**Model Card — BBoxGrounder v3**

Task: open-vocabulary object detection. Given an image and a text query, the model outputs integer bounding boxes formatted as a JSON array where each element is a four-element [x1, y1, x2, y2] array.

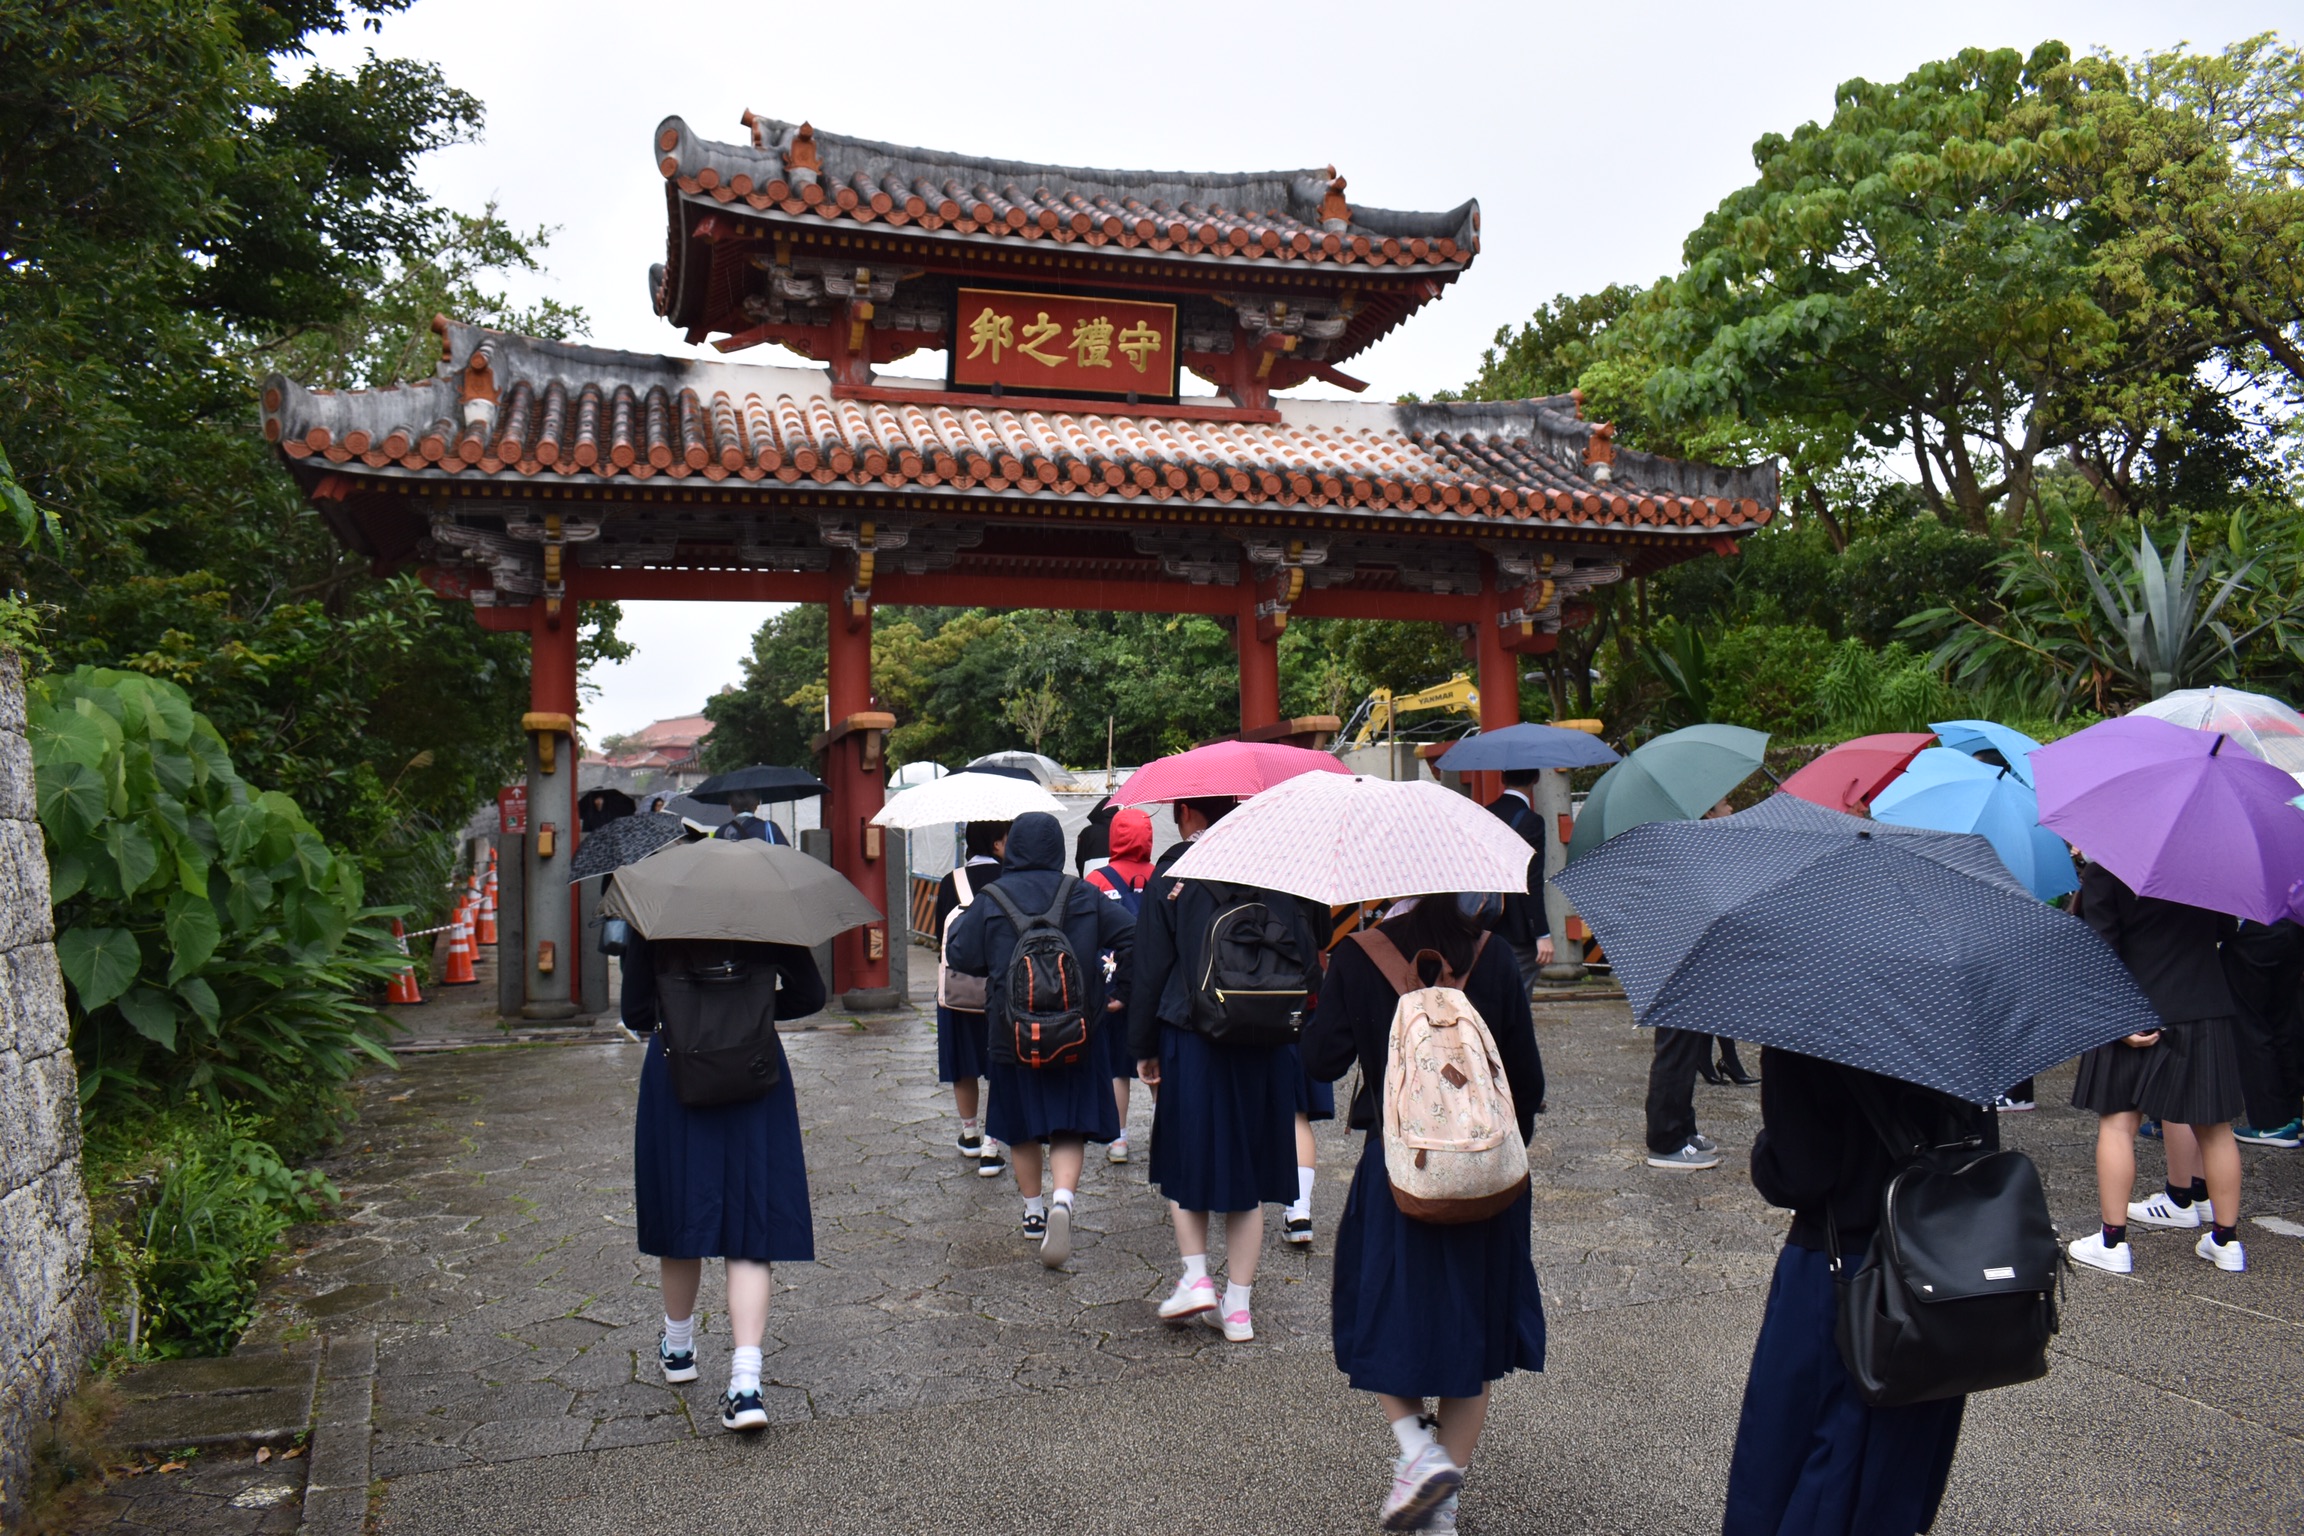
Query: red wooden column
[[520, 607, 583, 1018], [819, 599, 898, 1009], [1236, 581, 1282, 736], [1472, 563, 1521, 807]]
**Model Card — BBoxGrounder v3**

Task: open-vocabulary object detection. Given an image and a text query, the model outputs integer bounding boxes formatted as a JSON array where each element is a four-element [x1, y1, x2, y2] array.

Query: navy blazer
[[2078, 862, 2235, 1024]]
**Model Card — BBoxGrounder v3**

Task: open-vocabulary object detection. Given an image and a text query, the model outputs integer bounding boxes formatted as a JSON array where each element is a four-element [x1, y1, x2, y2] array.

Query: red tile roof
[[654, 115, 1478, 275], [263, 323, 1778, 536]]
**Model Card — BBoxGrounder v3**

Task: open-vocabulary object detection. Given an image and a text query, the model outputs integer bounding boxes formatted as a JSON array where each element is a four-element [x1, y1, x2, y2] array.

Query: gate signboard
[[949, 287, 1178, 402]]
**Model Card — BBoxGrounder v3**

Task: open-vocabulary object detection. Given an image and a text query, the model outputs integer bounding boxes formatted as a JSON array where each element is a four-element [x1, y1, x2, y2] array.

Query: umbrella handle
[[1758, 764, 1783, 788]]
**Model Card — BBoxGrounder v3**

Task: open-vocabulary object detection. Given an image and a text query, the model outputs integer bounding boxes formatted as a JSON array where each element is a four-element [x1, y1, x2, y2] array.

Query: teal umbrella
[[1566, 723, 1770, 862]]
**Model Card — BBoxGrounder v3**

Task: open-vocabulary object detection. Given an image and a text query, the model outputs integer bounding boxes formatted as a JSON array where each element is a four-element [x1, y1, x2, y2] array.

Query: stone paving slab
[[65, 959, 2304, 1533], [105, 1344, 319, 1454]]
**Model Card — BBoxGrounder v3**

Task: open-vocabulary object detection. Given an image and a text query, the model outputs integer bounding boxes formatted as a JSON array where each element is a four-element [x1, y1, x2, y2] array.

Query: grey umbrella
[[568, 812, 689, 881], [1553, 794, 2157, 1102], [599, 838, 881, 946]]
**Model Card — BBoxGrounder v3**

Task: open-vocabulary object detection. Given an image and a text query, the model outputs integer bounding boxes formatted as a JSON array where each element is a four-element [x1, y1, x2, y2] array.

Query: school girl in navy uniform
[[1085, 807, 1156, 1162], [1302, 893, 1545, 1533], [1127, 796, 1309, 1342], [622, 932, 824, 1432], [945, 812, 1135, 1269], [931, 821, 1011, 1177]]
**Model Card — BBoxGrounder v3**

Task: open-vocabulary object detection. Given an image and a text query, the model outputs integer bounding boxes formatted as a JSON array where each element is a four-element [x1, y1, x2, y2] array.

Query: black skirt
[[2070, 1015, 2246, 1125]]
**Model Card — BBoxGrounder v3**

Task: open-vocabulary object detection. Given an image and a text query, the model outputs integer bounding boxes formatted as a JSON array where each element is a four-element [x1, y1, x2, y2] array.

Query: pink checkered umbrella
[[1163, 772, 1533, 904], [1112, 739, 1352, 806]]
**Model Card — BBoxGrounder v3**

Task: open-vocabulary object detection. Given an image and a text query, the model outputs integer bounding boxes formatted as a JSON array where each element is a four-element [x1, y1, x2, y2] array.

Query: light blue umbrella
[[1871, 747, 2077, 900], [1930, 719, 2046, 787]]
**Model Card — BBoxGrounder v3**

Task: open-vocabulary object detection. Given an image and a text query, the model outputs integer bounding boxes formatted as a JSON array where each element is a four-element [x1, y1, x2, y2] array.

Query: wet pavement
[[66, 950, 2304, 1533]]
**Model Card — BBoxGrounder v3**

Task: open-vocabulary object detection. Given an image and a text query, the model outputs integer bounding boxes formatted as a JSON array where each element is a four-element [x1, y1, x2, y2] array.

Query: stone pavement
[[69, 955, 2304, 1533]]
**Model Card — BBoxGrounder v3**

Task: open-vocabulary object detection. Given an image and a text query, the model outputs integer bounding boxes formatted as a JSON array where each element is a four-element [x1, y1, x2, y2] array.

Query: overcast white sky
[[309, 0, 2292, 739]]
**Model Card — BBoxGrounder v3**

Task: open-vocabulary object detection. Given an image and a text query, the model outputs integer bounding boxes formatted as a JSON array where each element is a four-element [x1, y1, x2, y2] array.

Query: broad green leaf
[[163, 892, 221, 983], [47, 850, 85, 903], [225, 866, 274, 929], [115, 986, 180, 1050], [29, 706, 115, 771], [175, 976, 220, 1026], [56, 927, 142, 1009], [140, 682, 195, 745], [148, 740, 195, 797], [102, 821, 160, 894], [213, 801, 264, 862], [35, 758, 105, 838]]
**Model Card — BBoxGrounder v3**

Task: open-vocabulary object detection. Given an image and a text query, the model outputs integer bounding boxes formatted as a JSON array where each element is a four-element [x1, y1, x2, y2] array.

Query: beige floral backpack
[[1353, 929, 1528, 1224]]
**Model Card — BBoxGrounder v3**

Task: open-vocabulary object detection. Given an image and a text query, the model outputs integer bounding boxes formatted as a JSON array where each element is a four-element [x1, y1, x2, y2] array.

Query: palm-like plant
[[2080, 528, 2254, 698]]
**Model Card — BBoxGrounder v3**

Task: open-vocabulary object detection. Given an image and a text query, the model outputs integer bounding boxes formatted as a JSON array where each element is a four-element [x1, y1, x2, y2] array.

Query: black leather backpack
[[1188, 884, 1321, 1047], [652, 940, 783, 1108], [1830, 1077, 2065, 1407]]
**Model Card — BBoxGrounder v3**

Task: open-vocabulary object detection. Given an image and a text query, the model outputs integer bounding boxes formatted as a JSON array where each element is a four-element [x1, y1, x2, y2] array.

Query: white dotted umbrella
[[1163, 772, 1532, 905]]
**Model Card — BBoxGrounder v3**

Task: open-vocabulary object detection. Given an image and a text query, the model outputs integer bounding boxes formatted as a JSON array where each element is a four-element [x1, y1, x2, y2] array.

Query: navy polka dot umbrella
[[1553, 794, 2157, 1102]]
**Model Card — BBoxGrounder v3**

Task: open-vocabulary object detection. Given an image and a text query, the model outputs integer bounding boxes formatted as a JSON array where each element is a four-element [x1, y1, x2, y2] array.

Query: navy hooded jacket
[[946, 812, 1134, 1022]]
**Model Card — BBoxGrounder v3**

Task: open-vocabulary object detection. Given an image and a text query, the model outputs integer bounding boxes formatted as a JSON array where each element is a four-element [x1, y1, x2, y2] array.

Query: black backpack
[[1829, 1076, 2064, 1407], [652, 940, 784, 1109], [1188, 884, 1321, 1047], [980, 878, 1092, 1070]]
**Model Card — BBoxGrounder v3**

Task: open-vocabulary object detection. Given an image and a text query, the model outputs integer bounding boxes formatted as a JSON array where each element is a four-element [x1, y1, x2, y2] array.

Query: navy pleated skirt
[[633, 1032, 814, 1263], [1149, 1025, 1306, 1213], [1099, 1006, 1138, 1082], [2071, 1015, 2247, 1126], [985, 1030, 1122, 1146], [1330, 1134, 1546, 1400], [1283, 1042, 1335, 1122], [937, 1004, 991, 1084], [1723, 1245, 1964, 1536]]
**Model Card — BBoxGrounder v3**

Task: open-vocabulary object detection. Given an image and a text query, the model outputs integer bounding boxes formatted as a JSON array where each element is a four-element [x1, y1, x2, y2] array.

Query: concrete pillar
[[520, 608, 581, 1019], [1533, 769, 1587, 983], [822, 601, 896, 1009]]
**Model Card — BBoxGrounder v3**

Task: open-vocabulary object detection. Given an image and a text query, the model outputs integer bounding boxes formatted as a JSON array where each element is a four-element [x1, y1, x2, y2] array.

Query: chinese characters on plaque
[[950, 287, 1178, 401]]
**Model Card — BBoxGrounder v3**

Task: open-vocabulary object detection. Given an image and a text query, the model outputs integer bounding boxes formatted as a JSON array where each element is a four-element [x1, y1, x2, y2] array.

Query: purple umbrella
[[2032, 715, 2304, 923]]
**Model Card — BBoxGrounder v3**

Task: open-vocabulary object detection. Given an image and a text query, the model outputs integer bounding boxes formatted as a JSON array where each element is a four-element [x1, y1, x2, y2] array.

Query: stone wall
[[0, 655, 96, 1516]]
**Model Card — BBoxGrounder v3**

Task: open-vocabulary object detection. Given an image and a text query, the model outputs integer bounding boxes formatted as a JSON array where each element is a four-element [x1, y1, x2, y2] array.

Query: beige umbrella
[[600, 838, 881, 945]]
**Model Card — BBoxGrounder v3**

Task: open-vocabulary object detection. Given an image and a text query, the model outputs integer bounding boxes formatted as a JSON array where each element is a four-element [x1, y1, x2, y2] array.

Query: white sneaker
[[2068, 1230, 2133, 1274], [2195, 1230, 2247, 1272], [1156, 1275, 1216, 1322], [2128, 1191, 2203, 1229], [1425, 1492, 1461, 1533], [1198, 1304, 1254, 1342], [1040, 1199, 1073, 1269], [1380, 1442, 1462, 1531], [1107, 1137, 1130, 1164]]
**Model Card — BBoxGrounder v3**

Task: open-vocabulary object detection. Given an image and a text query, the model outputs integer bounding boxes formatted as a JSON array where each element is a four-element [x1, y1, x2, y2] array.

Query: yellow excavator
[[1342, 674, 1481, 750]]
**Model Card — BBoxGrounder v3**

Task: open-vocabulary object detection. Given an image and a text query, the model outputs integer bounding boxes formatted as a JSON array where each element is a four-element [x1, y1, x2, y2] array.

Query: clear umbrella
[[2131, 686, 2304, 789]]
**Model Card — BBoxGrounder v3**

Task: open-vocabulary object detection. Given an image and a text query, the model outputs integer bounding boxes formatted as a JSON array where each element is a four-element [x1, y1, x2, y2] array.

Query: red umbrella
[[1778, 732, 1936, 814], [1113, 740, 1351, 806]]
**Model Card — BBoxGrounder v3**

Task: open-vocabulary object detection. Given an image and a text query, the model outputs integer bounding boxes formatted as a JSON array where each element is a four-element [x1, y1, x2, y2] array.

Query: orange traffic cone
[[441, 898, 479, 986], [386, 917, 425, 1005], [477, 860, 499, 946]]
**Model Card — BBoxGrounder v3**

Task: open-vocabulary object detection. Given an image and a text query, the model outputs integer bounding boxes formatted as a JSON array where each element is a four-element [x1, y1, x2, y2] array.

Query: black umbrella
[[568, 812, 690, 881], [958, 764, 1039, 783], [577, 786, 637, 832], [1552, 794, 2157, 1102], [689, 764, 828, 804]]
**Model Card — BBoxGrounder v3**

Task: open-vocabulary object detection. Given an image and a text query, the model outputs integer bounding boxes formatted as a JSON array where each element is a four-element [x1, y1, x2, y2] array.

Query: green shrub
[[29, 666, 402, 1116], [1838, 521, 1999, 646], [1706, 624, 1838, 734], [1814, 641, 1963, 735], [86, 1107, 336, 1358]]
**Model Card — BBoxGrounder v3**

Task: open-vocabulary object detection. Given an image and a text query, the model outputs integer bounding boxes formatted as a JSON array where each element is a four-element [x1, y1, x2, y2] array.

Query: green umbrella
[[1566, 723, 1771, 863], [600, 838, 881, 945]]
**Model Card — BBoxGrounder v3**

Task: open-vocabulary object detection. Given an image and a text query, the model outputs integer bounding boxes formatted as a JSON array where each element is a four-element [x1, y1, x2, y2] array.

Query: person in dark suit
[[2067, 861, 2251, 1274], [1723, 1049, 1990, 1534], [711, 790, 788, 844], [622, 934, 824, 1432], [1074, 793, 1118, 875], [1482, 769, 1548, 987], [2223, 917, 2304, 1145]]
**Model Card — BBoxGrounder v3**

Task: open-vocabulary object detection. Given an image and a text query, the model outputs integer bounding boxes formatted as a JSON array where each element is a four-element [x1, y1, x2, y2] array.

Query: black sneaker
[[1022, 1208, 1047, 1239], [1283, 1214, 1314, 1247], [720, 1388, 768, 1431], [978, 1143, 1009, 1178], [957, 1131, 985, 1158], [658, 1334, 697, 1384]]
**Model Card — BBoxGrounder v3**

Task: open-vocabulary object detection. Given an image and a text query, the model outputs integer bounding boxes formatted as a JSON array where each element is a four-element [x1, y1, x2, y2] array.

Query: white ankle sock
[[728, 1345, 762, 1395], [1288, 1165, 1316, 1219], [961, 1117, 980, 1137], [1052, 1186, 1075, 1209], [1024, 1195, 1047, 1218], [1390, 1412, 1435, 1459], [1181, 1254, 1209, 1286], [662, 1314, 694, 1353], [1223, 1281, 1252, 1315]]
